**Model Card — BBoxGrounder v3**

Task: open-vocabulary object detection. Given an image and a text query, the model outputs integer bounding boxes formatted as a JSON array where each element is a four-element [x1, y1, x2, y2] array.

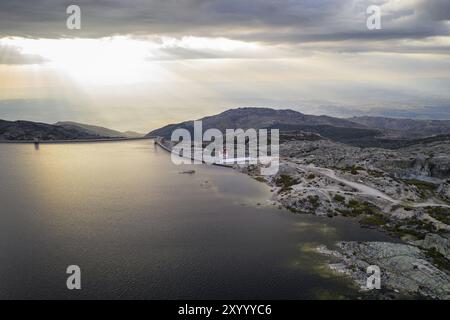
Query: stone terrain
[[349, 116, 450, 139], [239, 137, 450, 299], [150, 107, 450, 299], [317, 241, 450, 299]]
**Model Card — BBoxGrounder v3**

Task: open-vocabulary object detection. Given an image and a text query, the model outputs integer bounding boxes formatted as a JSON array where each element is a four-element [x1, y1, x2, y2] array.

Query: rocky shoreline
[[155, 136, 450, 299], [237, 139, 450, 299], [316, 241, 450, 299]]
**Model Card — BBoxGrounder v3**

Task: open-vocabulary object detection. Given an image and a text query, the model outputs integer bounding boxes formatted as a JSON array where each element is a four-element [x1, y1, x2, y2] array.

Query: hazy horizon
[[2, 105, 450, 135]]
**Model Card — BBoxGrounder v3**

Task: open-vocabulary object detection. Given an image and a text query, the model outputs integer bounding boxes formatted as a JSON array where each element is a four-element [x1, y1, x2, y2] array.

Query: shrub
[[307, 173, 315, 180], [276, 174, 298, 193], [307, 195, 320, 209], [427, 207, 450, 225], [254, 176, 266, 183], [360, 214, 388, 227], [333, 194, 345, 203]]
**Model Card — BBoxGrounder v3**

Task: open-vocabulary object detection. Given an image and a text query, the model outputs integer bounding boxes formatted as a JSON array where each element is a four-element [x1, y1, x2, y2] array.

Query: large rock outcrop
[[318, 241, 450, 299]]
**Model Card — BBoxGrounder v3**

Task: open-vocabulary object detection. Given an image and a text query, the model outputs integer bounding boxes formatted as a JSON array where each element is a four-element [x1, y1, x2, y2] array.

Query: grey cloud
[[151, 47, 218, 60], [0, 45, 47, 65], [418, 0, 450, 21], [0, 0, 449, 53]]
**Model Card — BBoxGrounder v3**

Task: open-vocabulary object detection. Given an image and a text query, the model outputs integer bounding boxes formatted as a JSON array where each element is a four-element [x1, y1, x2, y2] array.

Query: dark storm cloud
[[0, 0, 339, 37], [0, 0, 449, 46], [418, 0, 450, 21]]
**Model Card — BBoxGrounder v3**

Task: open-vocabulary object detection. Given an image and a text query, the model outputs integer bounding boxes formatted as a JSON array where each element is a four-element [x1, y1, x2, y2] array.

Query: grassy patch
[[427, 207, 450, 225], [388, 226, 424, 240], [345, 200, 379, 216], [333, 194, 345, 203], [367, 169, 385, 178], [341, 165, 365, 175], [405, 179, 438, 199], [275, 174, 299, 193], [407, 218, 436, 232], [307, 195, 320, 209], [425, 248, 450, 273], [387, 218, 437, 240], [254, 176, 266, 183], [359, 214, 389, 227]]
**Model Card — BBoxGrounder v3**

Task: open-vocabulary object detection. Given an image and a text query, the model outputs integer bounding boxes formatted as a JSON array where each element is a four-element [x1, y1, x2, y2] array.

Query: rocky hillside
[[147, 108, 450, 145], [147, 107, 376, 140], [0, 119, 142, 141], [55, 121, 143, 138], [349, 116, 450, 138], [0, 120, 102, 141]]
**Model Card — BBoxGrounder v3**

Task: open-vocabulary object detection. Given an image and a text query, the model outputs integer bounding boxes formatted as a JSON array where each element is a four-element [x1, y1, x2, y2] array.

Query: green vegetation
[[333, 194, 345, 203], [286, 206, 297, 213], [275, 174, 299, 193], [326, 209, 336, 218], [388, 225, 423, 240], [387, 218, 437, 240], [405, 179, 438, 199], [254, 176, 266, 183], [340, 200, 380, 217], [406, 218, 436, 233], [391, 205, 413, 212], [307, 173, 316, 180], [425, 248, 450, 273], [367, 169, 385, 178], [307, 195, 320, 209], [427, 207, 450, 225], [336, 198, 389, 227], [405, 179, 438, 192], [341, 165, 364, 175], [359, 214, 389, 227]]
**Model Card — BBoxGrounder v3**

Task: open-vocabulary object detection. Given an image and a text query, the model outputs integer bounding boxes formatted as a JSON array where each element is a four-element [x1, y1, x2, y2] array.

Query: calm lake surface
[[0, 140, 393, 299]]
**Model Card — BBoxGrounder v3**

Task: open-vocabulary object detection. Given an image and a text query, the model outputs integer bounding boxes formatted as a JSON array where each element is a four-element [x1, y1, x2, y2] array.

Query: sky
[[0, 0, 449, 132]]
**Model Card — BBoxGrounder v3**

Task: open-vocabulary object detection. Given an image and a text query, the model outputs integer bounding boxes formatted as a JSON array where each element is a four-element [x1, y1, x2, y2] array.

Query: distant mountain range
[[0, 120, 143, 141], [147, 107, 450, 148], [55, 122, 143, 139], [2, 107, 450, 146], [348, 116, 450, 138], [147, 107, 366, 137]]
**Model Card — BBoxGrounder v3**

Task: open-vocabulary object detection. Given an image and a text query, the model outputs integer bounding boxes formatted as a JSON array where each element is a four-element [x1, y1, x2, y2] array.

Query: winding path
[[295, 163, 450, 209]]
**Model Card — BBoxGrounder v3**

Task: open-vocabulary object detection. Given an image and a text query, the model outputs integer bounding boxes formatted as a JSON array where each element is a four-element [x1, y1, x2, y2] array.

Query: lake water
[[0, 140, 393, 299]]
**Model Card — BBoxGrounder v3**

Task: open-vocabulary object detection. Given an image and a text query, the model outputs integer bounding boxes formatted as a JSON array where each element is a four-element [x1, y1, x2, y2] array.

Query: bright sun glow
[[2, 37, 161, 85], [1, 36, 261, 86]]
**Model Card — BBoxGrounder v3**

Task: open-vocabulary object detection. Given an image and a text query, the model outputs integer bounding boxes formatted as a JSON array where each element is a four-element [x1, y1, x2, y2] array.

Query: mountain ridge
[[147, 107, 369, 138], [348, 116, 450, 138], [147, 107, 450, 147], [55, 121, 144, 138], [0, 119, 143, 141]]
